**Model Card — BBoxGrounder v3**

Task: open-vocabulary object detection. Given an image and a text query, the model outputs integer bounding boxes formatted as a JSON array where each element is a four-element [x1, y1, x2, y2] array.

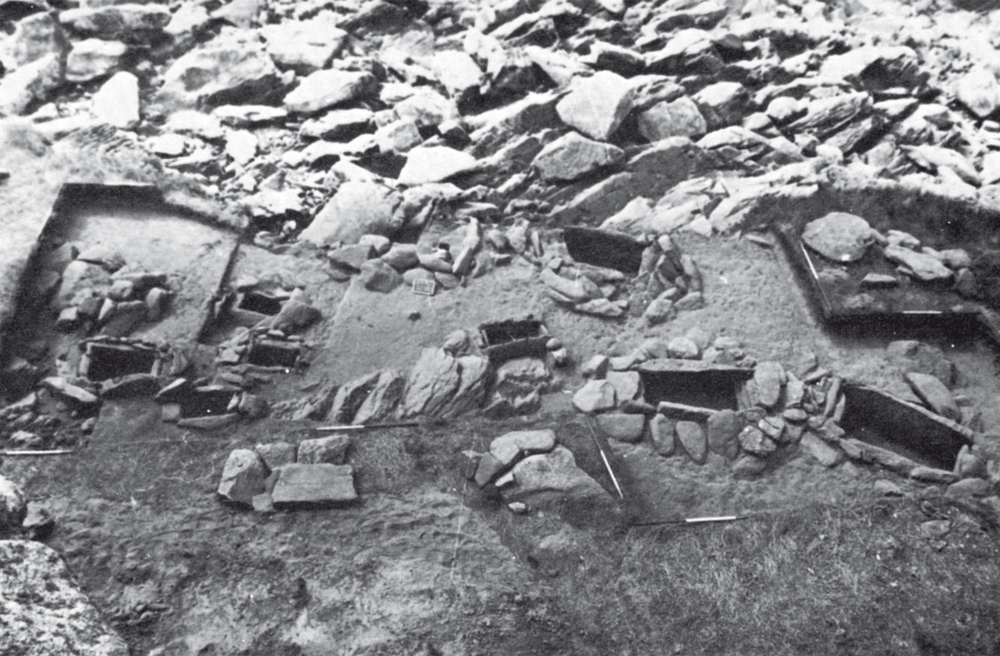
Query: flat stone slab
[[271, 463, 357, 506]]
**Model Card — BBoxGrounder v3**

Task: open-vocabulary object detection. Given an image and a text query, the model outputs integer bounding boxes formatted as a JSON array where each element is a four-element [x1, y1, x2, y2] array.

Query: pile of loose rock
[[8, 0, 1000, 259], [461, 428, 615, 514]]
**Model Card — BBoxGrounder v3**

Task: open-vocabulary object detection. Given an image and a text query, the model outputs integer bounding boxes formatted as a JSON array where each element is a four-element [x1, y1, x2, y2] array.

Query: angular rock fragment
[[531, 131, 624, 182], [283, 69, 378, 114], [572, 379, 616, 413], [297, 435, 350, 465], [398, 146, 477, 185], [0, 475, 26, 536], [555, 71, 634, 141], [217, 449, 268, 506], [157, 34, 282, 109], [637, 96, 707, 141], [883, 245, 953, 282], [261, 14, 346, 73], [300, 181, 401, 246]]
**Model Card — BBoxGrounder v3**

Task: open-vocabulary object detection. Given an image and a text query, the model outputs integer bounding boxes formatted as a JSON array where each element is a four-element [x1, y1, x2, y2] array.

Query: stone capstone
[[271, 463, 357, 506], [802, 212, 878, 263]]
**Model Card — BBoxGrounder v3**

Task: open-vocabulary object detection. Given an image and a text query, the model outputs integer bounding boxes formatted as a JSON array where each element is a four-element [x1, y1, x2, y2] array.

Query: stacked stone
[[217, 434, 356, 511], [461, 428, 613, 513]]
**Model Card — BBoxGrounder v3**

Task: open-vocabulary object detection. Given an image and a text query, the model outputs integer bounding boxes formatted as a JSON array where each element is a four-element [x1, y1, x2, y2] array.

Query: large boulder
[[802, 212, 879, 263], [156, 32, 282, 110], [299, 180, 402, 246], [0, 540, 129, 656], [400, 348, 462, 417], [555, 71, 634, 141]]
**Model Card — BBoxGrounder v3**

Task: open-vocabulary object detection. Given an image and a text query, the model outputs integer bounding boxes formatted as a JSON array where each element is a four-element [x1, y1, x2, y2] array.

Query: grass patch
[[556, 498, 1000, 656]]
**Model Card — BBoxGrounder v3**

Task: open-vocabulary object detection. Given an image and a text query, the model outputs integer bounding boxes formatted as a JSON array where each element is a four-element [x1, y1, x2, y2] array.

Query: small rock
[[753, 361, 785, 409], [799, 431, 843, 467], [605, 371, 641, 402], [874, 480, 904, 496], [283, 69, 377, 114], [738, 425, 776, 457], [707, 409, 741, 459], [255, 442, 296, 470], [359, 259, 403, 293], [531, 131, 624, 182], [954, 445, 988, 480], [732, 454, 767, 479], [667, 336, 700, 360]]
